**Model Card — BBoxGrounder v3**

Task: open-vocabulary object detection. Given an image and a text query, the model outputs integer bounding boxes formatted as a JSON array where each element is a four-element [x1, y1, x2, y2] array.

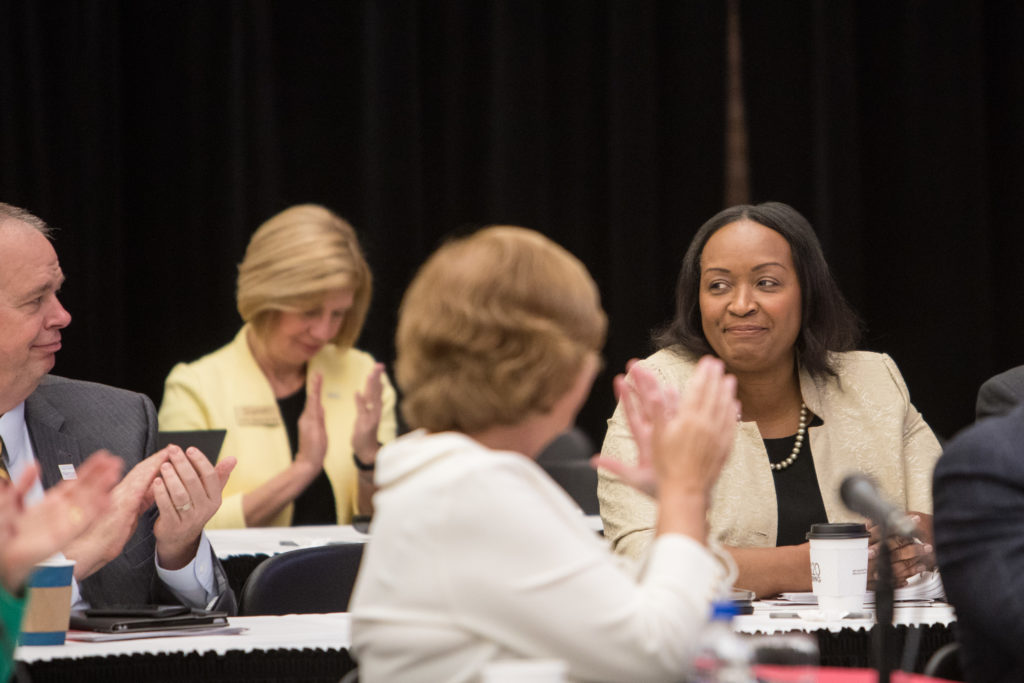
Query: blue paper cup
[[18, 560, 75, 646]]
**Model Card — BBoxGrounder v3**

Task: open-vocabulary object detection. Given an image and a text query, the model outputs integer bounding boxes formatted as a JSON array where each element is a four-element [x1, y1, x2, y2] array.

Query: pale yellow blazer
[[599, 349, 942, 558], [158, 326, 397, 528]]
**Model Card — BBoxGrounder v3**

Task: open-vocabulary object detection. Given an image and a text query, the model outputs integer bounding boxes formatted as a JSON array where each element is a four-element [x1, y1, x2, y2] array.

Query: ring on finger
[[175, 500, 194, 513]]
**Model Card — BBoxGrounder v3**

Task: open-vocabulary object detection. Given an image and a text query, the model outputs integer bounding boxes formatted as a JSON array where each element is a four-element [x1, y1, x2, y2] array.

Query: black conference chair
[[536, 427, 600, 515], [239, 543, 365, 616], [922, 641, 963, 681]]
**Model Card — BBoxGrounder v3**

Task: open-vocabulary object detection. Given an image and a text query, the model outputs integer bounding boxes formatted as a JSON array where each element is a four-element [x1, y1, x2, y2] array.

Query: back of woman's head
[[657, 201, 861, 378], [237, 204, 372, 348], [397, 226, 607, 434]]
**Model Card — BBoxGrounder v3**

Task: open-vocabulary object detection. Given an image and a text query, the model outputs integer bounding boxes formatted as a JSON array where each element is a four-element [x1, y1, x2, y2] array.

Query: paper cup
[[19, 559, 75, 646], [806, 523, 869, 614], [482, 659, 568, 683]]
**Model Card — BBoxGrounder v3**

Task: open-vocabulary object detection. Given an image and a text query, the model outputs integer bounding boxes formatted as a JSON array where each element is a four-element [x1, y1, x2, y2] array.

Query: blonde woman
[[159, 205, 396, 528], [351, 226, 738, 682]]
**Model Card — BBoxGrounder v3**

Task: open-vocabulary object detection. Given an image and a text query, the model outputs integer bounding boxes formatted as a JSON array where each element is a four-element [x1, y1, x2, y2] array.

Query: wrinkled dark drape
[[0, 0, 727, 444], [4, 1, 1022, 444], [740, 0, 1024, 438]]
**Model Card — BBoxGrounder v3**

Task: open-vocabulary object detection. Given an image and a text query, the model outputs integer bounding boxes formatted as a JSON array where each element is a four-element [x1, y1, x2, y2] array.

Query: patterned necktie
[[0, 435, 10, 482]]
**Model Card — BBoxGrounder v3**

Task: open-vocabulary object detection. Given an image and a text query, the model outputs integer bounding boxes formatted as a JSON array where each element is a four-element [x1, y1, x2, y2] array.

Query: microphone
[[839, 474, 920, 539]]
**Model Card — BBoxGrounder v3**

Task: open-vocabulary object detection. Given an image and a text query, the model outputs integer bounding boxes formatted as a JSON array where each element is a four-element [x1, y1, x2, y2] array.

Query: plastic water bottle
[[691, 601, 755, 683]]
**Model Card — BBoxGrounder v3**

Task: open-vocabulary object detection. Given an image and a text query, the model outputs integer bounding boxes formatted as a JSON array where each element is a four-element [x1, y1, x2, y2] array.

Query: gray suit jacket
[[24, 375, 235, 613], [934, 404, 1024, 683], [976, 365, 1024, 420]]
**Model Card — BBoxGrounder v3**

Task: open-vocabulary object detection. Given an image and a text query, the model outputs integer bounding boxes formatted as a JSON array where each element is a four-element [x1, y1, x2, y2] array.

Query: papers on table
[[67, 625, 247, 642], [735, 596, 956, 635], [776, 570, 945, 605]]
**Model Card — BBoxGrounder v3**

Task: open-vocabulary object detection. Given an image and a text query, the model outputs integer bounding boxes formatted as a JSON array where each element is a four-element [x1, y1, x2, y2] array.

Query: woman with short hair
[[159, 204, 396, 528], [351, 226, 739, 682]]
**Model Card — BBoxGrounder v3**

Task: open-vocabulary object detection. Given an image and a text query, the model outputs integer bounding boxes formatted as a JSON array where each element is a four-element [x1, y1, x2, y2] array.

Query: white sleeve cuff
[[155, 533, 216, 608]]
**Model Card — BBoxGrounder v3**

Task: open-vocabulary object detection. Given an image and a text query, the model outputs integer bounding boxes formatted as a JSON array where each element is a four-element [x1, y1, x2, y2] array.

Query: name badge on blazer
[[235, 405, 281, 427]]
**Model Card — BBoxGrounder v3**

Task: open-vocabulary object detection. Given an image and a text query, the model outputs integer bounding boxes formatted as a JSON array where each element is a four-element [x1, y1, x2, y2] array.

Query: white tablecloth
[[16, 613, 352, 663], [208, 525, 371, 558], [15, 603, 953, 666]]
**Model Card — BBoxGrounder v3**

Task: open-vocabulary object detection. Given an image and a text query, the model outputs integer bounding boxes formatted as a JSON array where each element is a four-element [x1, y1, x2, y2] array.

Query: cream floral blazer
[[598, 349, 943, 558]]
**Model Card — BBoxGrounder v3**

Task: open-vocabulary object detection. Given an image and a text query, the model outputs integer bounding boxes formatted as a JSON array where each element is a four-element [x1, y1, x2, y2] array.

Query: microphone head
[[839, 473, 919, 538], [839, 473, 878, 513]]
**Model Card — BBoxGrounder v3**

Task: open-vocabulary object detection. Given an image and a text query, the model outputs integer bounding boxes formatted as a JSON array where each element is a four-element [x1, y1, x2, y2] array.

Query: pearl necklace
[[770, 403, 808, 472]]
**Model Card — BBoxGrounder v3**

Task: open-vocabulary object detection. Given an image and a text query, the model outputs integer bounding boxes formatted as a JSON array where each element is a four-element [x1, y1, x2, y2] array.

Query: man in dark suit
[[933, 404, 1024, 683], [976, 365, 1024, 420], [0, 202, 236, 611]]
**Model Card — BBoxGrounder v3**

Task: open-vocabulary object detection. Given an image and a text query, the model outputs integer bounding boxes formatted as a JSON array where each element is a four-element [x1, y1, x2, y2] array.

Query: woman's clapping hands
[[593, 355, 739, 499]]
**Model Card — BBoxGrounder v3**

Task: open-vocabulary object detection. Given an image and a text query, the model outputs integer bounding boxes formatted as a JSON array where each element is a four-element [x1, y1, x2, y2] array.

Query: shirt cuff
[[70, 577, 84, 610], [644, 533, 726, 592], [155, 533, 216, 608]]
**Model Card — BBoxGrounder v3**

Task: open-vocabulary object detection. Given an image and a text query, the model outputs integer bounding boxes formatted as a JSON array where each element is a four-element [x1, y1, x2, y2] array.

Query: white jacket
[[350, 430, 729, 683]]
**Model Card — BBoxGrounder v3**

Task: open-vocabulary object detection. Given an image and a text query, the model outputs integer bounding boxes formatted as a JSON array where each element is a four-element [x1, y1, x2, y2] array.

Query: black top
[[765, 414, 827, 546], [277, 388, 337, 526]]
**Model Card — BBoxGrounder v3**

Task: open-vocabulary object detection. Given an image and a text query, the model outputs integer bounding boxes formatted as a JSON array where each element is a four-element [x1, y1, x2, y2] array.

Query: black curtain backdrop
[[740, 0, 1024, 440], [2, 1, 1022, 447], [0, 0, 727, 446]]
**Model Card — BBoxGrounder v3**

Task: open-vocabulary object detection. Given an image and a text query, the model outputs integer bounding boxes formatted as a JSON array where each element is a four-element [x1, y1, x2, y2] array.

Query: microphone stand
[[873, 521, 895, 683]]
